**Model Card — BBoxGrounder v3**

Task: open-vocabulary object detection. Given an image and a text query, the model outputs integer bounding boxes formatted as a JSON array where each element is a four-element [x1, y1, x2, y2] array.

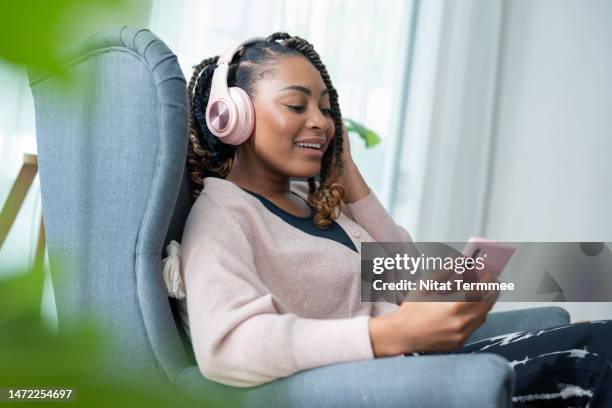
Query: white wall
[[484, 0, 612, 242], [393, 0, 611, 321], [486, 0, 612, 321]]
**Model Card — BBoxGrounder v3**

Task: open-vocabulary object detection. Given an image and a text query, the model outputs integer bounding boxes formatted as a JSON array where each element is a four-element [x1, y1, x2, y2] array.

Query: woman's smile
[[294, 143, 324, 158]]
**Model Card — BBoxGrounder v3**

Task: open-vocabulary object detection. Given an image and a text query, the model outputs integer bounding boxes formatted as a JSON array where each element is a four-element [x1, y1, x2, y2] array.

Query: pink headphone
[[205, 37, 265, 145]]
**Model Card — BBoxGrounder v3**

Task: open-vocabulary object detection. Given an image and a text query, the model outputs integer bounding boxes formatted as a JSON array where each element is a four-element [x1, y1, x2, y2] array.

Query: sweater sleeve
[[181, 198, 374, 388], [344, 190, 413, 243], [342, 190, 416, 306]]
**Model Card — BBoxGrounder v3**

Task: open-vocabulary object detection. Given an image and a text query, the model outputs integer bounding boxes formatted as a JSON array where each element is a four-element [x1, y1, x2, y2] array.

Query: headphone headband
[[217, 37, 264, 65]]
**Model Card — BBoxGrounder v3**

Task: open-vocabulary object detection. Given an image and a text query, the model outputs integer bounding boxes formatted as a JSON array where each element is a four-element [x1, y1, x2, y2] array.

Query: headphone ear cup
[[224, 87, 254, 145]]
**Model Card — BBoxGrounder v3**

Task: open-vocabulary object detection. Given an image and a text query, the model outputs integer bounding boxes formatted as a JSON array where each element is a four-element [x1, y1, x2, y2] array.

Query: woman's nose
[[307, 108, 329, 132]]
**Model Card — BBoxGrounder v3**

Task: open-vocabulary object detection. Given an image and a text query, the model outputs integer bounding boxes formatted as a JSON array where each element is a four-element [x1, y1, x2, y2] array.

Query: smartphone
[[461, 236, 517, 278]]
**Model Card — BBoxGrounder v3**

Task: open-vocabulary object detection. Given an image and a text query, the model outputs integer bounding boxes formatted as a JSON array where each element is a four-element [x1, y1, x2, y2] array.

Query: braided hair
[[186, 32, 346, 229]]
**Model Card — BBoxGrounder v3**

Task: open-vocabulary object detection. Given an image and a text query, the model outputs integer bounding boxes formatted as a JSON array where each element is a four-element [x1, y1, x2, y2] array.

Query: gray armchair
[[29, 26, 570, 407]]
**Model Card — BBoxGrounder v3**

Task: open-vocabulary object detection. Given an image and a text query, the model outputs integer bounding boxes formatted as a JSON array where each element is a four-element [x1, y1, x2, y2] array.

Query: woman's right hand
[[368, 277, 498, 357]]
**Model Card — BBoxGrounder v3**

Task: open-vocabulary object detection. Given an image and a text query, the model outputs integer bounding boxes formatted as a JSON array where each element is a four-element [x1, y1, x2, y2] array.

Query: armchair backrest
[[29, 26, 194, 383]]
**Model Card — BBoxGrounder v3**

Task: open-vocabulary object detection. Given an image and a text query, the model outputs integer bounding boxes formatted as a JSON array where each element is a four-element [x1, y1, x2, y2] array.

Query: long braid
[[186, 57, 216, 202]]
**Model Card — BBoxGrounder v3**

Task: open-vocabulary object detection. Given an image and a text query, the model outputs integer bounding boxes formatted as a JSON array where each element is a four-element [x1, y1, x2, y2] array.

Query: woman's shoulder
[[181, 178, 256, 258], [200, 176, 243, 200], [183, 177, 260, 246], [190, 177, 259, 222]]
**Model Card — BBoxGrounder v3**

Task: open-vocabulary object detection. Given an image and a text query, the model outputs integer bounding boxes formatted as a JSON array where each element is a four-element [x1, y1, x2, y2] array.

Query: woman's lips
[[294, 145, 324, 158]]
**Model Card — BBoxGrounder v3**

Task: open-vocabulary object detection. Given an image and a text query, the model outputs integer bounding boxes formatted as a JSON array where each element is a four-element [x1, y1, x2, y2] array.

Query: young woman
[[179, 32, 612, 406]]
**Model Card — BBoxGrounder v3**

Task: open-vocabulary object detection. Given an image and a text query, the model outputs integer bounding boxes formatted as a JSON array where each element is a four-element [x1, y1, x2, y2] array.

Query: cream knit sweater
[[180, 177, 413, 387]]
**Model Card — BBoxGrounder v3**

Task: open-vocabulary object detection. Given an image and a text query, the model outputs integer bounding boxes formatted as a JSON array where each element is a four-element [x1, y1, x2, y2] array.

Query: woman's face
[[243, 55, 335, 179]]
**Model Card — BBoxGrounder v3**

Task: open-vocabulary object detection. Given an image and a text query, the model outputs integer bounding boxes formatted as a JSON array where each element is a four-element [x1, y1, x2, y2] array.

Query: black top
[[241, 188, 358, 253]]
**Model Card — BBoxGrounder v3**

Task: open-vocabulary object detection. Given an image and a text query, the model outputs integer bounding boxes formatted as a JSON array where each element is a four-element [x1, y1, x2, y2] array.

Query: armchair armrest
[[176, 308, 569, 407], [178, 353, 515, 408]]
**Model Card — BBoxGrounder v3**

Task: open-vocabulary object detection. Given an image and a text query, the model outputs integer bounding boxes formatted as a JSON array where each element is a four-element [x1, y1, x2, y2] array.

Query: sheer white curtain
[[149, 0, 417, 207]]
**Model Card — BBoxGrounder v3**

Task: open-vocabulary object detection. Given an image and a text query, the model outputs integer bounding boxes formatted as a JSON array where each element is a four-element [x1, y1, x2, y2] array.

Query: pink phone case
[[461, 236, 517, 277]]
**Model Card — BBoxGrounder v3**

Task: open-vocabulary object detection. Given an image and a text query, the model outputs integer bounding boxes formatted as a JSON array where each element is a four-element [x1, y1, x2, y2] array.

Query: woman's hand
[[369, 300, 494, 357], [340, 123, 353, 165], [369, 274, 499, 357], [338, 124, 371, 203]]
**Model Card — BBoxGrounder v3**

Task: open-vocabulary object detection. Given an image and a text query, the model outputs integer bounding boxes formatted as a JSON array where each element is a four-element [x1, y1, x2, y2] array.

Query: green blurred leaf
[[344, 118, 381, 148], [0, 265, 45, 324], [0, 0, 149, 75], [0, 261, 238, 407]]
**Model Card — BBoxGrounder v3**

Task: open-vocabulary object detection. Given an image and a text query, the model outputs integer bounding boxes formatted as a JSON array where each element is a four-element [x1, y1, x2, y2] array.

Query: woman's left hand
[[337, 122, 370, 203], [341, 123, 353, 165]]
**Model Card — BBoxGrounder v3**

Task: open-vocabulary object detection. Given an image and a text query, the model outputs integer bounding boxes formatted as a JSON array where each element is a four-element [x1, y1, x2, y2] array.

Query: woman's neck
[[225, 156, 291, 199]]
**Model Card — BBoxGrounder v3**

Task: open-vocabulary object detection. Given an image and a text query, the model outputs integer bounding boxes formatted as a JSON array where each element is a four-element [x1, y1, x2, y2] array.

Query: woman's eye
[[286, 105, 331, 116], [287, 105, 306, 112]]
